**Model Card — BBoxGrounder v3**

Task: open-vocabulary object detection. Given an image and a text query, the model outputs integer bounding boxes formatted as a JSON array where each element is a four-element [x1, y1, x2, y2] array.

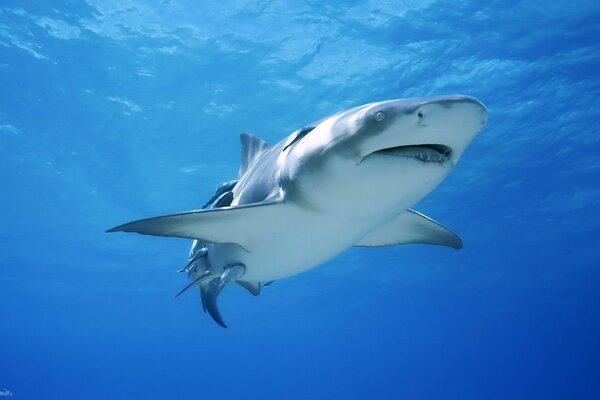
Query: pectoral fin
[[106, 199, 285, 250], [355, 209, 462, 249]]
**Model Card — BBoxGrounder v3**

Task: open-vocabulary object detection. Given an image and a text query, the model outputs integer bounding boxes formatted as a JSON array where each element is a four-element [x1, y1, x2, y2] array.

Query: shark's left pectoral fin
[[355, 209, 463, 249], [106, 198, 285, 250]]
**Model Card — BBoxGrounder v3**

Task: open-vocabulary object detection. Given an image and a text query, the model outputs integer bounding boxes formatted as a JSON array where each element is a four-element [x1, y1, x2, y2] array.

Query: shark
[[107, 94, 488, 327]]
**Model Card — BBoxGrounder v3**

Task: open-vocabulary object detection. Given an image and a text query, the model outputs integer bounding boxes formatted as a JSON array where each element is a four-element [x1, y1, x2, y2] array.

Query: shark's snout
[[423, 95, 487, 162], [362, 95, 487, 164], [401, 95, 487, 132]]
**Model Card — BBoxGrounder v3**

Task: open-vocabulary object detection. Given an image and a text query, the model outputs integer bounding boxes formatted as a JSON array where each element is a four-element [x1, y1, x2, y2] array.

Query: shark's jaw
[[366, 144, 453, 163]]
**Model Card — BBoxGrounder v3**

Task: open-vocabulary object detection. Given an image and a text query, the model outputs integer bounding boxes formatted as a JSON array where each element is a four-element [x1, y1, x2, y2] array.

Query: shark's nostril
[[417, 110, 426, 126]]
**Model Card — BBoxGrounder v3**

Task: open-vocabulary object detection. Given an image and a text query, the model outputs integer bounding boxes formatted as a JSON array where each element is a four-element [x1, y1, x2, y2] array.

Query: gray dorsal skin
[[108, 95, 488, 328]]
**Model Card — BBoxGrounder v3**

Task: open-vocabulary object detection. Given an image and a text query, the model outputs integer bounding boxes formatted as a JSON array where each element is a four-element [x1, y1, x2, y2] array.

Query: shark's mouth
[[372, 144, 452, 163]]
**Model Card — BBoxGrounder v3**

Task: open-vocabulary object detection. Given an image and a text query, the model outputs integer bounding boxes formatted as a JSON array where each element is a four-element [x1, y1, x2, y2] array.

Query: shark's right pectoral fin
[[106, 199, 285, 250], [355, 209, 463, 249]]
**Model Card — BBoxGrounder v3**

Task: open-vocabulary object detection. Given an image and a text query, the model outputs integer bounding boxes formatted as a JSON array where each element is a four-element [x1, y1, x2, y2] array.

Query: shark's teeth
[[375, 145, 450, 163]]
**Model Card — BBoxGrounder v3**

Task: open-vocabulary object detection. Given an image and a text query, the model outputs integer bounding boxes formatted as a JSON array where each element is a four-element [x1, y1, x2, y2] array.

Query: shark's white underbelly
[[207, 207, 375, 281]]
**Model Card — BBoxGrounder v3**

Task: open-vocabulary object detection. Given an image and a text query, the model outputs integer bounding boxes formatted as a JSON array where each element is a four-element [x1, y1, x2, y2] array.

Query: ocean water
[[1, 1, 599, 399]]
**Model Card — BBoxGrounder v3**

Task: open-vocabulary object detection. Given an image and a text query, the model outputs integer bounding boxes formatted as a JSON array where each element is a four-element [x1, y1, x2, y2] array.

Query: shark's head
[[280, 95, 487, 215]]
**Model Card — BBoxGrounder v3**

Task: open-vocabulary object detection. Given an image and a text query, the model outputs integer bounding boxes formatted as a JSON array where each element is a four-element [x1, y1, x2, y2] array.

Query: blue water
[[1, 1, 599, 399]]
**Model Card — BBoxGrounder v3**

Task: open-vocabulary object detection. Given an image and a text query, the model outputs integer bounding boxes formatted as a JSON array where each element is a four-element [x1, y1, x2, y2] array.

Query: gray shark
[[108, 95, 487, 327]]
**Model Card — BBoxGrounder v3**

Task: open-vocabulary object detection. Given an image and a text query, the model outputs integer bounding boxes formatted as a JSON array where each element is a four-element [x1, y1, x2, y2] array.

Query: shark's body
[[108, 95, 487, 327]]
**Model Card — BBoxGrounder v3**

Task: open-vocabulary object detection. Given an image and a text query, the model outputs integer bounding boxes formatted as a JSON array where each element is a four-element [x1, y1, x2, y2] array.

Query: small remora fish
[[107, 95, 488, 327]]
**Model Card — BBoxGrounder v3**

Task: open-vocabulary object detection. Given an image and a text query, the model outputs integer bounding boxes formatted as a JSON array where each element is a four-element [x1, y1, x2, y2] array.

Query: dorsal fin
[[239, 133, 271, 177]]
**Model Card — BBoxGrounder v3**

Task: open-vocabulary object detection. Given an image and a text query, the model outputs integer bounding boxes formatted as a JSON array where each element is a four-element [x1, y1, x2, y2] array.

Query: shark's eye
[[375, 111, 385, 121]]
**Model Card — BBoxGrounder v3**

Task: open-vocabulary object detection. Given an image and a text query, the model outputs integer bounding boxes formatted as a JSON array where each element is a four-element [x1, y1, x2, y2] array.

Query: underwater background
[[1, 1, 599, 399]]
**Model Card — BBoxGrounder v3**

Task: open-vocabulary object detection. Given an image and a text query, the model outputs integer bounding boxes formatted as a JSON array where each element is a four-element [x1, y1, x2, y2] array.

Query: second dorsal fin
[[239, 133, 272, 177]]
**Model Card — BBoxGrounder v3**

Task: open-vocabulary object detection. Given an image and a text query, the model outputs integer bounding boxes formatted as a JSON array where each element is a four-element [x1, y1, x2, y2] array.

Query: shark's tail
[[189, 269, 262, 328], [177, 246, 261, 328]]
